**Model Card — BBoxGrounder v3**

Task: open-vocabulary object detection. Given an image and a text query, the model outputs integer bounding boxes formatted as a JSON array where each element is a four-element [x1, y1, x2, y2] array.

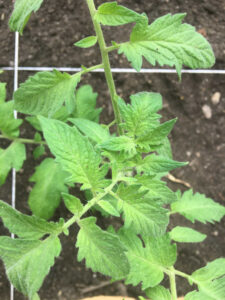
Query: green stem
[[0, 134, 46, 145], [73, 63, 104, 78], [106, 44, 120, 53], [85, 0, 123, 136], [62, 179, 119, 231], [169, 267, 177, 300], [107, 119, 116, 128]]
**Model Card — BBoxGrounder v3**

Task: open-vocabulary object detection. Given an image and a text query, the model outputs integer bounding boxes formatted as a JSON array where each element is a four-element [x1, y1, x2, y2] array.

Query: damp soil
[[0, 0, 225, 299]]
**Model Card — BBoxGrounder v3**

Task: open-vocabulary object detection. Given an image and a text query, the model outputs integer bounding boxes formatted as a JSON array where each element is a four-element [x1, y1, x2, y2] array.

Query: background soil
[[0, 0, 225, 299]]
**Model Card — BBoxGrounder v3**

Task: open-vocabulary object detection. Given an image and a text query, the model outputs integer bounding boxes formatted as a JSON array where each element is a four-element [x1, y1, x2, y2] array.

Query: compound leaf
[[70, 118, 110, 144], [169, 226, 206, 243], [100, 136, 137, 157], [14, 70, 81, 117], [192, 258, 225, 283], [9, 0, 44, 34], [119, 92, 162, 137], [0, 236, 61, 299], [0, 200, 62, 239], [145, 285, 171, 300], [76, 217, 129, 279], [118, 229, 176, 289], [116, 184, 169, 236], [119, 13, 215, 76], [72, 85, 102, 122], [28, 158, 68, 220], [171, 189, 225, 224], [75, 36, 97, 48], [0, 142, 26, 186], [0, 101, 23, 137], [95, 2, 143, 26], [39, 117, 109, 192]]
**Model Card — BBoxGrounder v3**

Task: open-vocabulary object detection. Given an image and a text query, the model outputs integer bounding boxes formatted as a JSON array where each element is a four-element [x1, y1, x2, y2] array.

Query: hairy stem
[[85, 0, 123, 135], [0, 134, 46, 145], [73, 63, 104, 77], [169, 267, 178, 300]]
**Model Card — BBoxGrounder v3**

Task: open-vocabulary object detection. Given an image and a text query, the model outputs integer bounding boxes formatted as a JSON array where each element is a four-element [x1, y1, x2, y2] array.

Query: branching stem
[[85, 0, 123, 136]]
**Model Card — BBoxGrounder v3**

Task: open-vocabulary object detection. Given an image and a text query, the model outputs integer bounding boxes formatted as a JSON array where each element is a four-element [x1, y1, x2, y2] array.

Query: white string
[[10, 31, 19, 300], [1, 66, 225, 74]]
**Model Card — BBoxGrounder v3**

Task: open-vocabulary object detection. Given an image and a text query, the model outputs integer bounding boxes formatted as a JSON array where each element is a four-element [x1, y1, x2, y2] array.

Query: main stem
[[169, 267, 177, 300], [85, 0, 123, 135]]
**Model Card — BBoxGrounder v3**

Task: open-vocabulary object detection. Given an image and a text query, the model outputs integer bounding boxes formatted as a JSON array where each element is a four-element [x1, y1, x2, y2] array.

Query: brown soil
[[0, 0, 225, 299]]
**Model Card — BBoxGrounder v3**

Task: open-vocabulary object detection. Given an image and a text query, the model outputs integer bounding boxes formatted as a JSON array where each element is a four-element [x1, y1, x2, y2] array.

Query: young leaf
[[28, 158, 68, 220], [9, 0, 44, 34], [169, 226, 206, 243], [137, 119, 177, 147], [0, 142, 26, 186], [72, 85, 102, 122], [0, 101, 23, 137], [97, 200, 120, 217], [118, 229, 176, 289], [139, 154, 187, 174], [62, 193, 83, 215], [75, 36, 97, 48], [33, 145, 45, 159], [0, 236, 61, 299], [14, 70, 81, 117], [145, 285, 171, 300], [136, 175, 177, 204], [70, 118, 110, 144], [116, 184, 169, 236], [0, 82, 6, 103], [100, 136, 137, 157], [76, 217, 129, 279], [95, 2, 143, 26], [156, 138, 173, 159], [0, 200, 62, 239], [119, 92, 162, 137], [39, 117, 109, 191], [119, 13, 215, 76], [171, 189, 225, 224]]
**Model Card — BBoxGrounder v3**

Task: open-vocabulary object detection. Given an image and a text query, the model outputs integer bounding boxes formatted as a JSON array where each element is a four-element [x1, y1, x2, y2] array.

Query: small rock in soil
[[211, 92, 221, 105], [202, 105, 212, 119]]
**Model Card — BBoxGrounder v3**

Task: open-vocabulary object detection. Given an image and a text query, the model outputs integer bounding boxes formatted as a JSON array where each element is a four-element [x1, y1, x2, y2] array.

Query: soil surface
[[0, 0, 225, 299]]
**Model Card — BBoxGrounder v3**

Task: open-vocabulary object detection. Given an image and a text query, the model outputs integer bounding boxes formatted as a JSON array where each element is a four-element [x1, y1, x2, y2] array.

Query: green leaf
[[0, 101, 23, 137], [32, 294, 40, 300], [0, 142, 26, 186], [97, 200, 120, 217], [100, 136, 137, 157], [139, 154, 187, 175], [95, 2, 143, 26], [28, 158, 68, 220], [192, 258, 225, 283], [33, 145, 45, 159], [119, 13, 215, 76], [116, 184, 169, 236], [70, 118, 110, 143], [136, 175, 177, 204], [75, 36, 97, 48], [9, 0, 44, 34], [72, 84, 102, 122], [119, 92, 162, 137], [0, 200, 62, 239], [14, 70, 81, 117], [169, 226, 206, 243], [171, 189, 225, 224], [118, 229, 176, 289], [0, 82, 6, 103], [184, 291, 211, 300], [137, 119, 177, 147], [0, 236, 61, 299], [76, 217, 129, 279], [156, 138, 173, 159], [62, 193, 83, 215], [39, 117, 109, 191], [145, 285, 171, 300]]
